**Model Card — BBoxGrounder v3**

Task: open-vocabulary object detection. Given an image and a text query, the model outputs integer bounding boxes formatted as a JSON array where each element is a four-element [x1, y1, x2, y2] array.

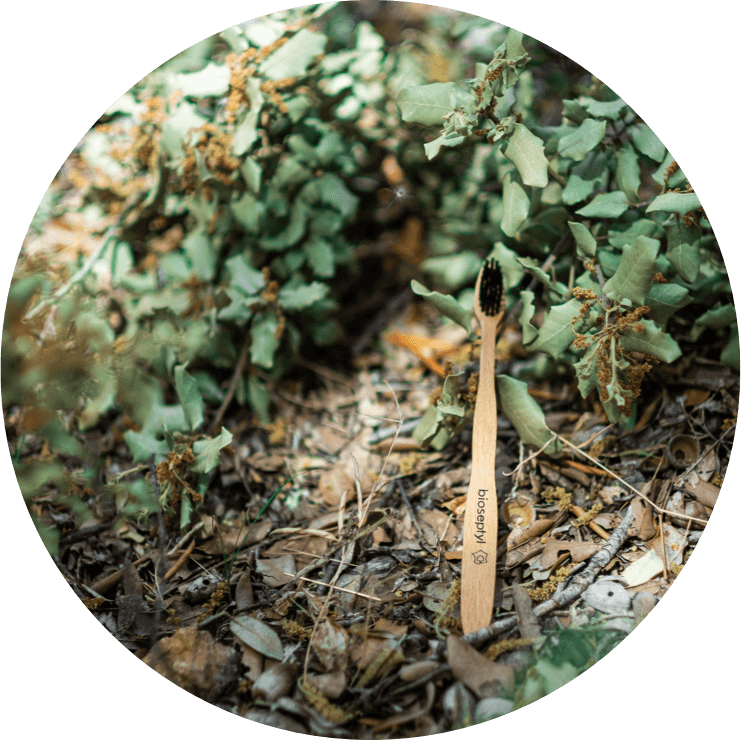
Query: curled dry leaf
[[144, 626, 238, 703], [446, 635, 514, 698], [252, 662, 299, 703], [256, 554, 296, 587], [304, 670, 347, 700]]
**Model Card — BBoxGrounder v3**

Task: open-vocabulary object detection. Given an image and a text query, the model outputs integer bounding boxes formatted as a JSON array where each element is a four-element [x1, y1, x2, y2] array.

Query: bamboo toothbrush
[[461, 258, 504, 634]]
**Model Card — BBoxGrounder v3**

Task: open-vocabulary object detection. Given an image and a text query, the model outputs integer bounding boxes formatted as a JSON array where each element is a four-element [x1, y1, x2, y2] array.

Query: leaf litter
[[31, 279, 735, 736]]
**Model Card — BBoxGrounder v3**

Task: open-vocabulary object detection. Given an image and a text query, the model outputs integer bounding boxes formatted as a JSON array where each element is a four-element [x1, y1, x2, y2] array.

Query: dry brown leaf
[[304, 670, 347, 700], [256, 554, 296, 587], [200, 520, 272, 555], [446, 635, 514, 698], [540, 539, 600, 568], [312, 620, 350, 672], [144, 626, 238, 702]]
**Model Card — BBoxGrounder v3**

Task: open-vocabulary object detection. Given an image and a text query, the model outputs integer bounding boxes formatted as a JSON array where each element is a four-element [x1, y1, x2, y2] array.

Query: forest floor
[[30, 288, 736, 737]]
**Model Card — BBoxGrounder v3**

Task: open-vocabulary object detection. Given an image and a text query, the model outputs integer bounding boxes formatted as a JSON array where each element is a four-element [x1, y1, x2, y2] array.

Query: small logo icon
[[472, 550, 488, 565]]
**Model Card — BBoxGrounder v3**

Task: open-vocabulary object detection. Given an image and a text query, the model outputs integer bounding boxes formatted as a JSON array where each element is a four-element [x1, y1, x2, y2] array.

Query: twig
[[303, 541, 355, 680], [463, 505, 635, 648], [166, 521, 204, 556], [90, 554, 150, 594], [368, 417, 421, 444], [556, 433, 707, 525], [163, 538, 196, 582], [293, 574, 383, 601], [504, 433, 560, 477], [398, 478, 429, 550], [278, 510, 394, 594], [209, 332, 251, 434]]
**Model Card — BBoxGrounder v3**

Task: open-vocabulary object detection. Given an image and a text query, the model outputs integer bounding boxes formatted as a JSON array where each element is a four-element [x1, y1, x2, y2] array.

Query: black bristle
[[479, 259, 503, 316]]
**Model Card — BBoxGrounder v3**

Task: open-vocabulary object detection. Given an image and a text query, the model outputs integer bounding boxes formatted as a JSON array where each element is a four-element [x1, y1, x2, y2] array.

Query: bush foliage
[[3, 2, 734, 550]]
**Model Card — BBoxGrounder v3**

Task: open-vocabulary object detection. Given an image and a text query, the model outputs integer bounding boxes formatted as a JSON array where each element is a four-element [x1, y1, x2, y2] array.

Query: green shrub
[[400, 28, 734, 446], [4, 3, 735, 548]]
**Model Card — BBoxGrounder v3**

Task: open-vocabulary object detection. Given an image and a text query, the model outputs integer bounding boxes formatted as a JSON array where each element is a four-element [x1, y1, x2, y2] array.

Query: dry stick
[[462, 505, 635, 649], [90, 554, 150, 595], [555, 433, 707, 526], [163, 538, 196, 582], [461, 264, 502, 634], [293, 574, 384, 601], [208, 333, 251, 435]]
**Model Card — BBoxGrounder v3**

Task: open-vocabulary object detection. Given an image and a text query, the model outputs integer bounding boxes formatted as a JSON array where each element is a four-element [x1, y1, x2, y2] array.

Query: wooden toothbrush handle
[[461, 321, 498, 634]]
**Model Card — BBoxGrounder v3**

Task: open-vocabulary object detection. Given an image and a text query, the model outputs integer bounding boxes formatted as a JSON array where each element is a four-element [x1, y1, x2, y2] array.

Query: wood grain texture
[[461, 265, 502, 634]]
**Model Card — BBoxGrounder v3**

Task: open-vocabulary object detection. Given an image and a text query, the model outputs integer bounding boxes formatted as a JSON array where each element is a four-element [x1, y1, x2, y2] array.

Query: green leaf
[[487, 242, 525, 288], [603, 236, 659, 305], [230, 615, 284, 660], [191, 427, 233, 474], [217, 288, 260, 324], [397, 82, 477, 127], [278, 280, 330, 311], [520, 290, 538, 344], [250, 312, 280, 369], [313, 173, 360, 219], [496, 376, 561, 454], [620, 320, 681, 363], [247, 375, 272, 425], [503, 124, 549, 187], [694, 303, 737, 329], [574, 341, 600, 398], [501, 173, 530, 236], [230, 192, 265, 234], [528, 299, 582, 358], [514, 660, 580, 710], [721, 324, 739, 371], [233, 78, 264, 156], [669, 240, 701, 283], [608, 219, 662, 248], [303, 236, 335, 278], [225, 254, 265, 295], [562, 173, 602, 204], [516, 257, 569, 299], [413, 405, 442, 447], [410, 280, 472, 333], [615, 145, 641, 202], [172, 61, 230, 97], [568, 221, 596, 258], [652, 151, 685, 188], [646, 283, 691, 325], [665, 219, 700, 283], [420, 251, 482, 292], [261, 200, 309, 250], [562, 99, 590, 125], [124, 430, 168, 463], [576, 191, 629, 219], [174, 365, 204, 431], [647, 192, 701, 215], [424, 132, 465, 159], [557, 119, 606, 161], [629, 123, 665, 162], [503, 27, 527, 60], [578, 96, 627, 120], [259, 29, 327, 80], [160, 102, 208, 160]]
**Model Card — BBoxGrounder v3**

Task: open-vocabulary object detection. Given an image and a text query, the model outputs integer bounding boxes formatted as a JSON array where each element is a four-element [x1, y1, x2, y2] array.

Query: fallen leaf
[[230, 615, 284, 660], [621, 550, 664, 587], [312, 620, 350, 672], [446, 635, 514, 698], [256, 554, 296, 587], [144, 626, 238, 702]]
